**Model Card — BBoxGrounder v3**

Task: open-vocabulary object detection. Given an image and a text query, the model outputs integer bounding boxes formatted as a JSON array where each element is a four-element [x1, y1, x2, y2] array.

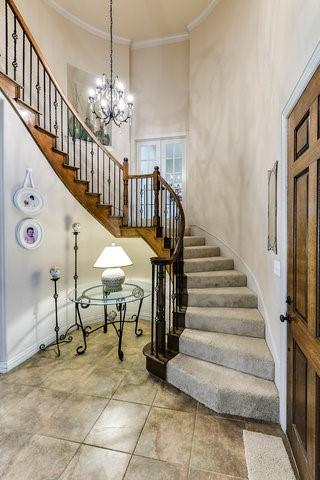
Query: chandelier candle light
[[94, 243, 133, 292], [88, 0, 134, 127]]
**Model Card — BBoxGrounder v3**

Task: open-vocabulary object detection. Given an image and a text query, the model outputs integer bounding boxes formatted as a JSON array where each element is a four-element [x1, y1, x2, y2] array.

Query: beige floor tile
[[0, 382, 33, 416], [42, 364, 94, 393], [188, 469, 245, 480], [135, 407, 194, 466], [60, 444, 130, 480], [77, 365, 126, 397], [85, 399, 150, 453], [197, 403, 246, 427], [0, 428, 32, 478], [153, 383, 198, 413], [2, 434, 79, 480], [113, 369, 159, 405], [39, 393, 108, 442], [0, 387, 67, 434], [124, 455, 188, 480], [190, 415, 248, 478], [2, 357, 57, 386]]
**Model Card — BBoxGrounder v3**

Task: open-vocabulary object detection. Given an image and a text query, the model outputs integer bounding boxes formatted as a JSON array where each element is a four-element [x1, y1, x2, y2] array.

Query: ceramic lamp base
[[101, 267, 125, 292]]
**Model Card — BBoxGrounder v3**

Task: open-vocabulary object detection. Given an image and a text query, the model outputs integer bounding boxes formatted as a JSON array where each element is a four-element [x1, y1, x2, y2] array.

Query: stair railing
[[1, 0, 123, 216], [123, 163, 185, 358]]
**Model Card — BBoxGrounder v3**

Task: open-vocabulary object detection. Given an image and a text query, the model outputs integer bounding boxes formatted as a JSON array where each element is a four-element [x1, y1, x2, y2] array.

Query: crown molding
[[187, 0, 221, 32], [131, 33, 189, 50], [44, 0, 131, 45], [45, 0, 221, 48]]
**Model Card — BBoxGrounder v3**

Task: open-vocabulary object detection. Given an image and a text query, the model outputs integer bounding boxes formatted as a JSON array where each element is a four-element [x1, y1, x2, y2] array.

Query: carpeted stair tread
[[185, 270, 247, 288], [184, 245, 220, 259], [180, 329, 274, 380], [184, 257, 234, 273], [187, 286, 258, 308], [184, 235, 206, 247], [185, 307, 265, 338], [167, 353, 279, 422]]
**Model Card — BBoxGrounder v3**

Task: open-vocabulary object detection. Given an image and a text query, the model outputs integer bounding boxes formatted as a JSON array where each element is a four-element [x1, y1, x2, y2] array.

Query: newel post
[[152, 166, 161, 235], [122, 158, 129, 226]]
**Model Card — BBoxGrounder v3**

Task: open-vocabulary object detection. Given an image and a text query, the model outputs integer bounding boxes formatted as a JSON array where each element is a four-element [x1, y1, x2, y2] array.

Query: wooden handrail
[[6, 0, 123, 170]]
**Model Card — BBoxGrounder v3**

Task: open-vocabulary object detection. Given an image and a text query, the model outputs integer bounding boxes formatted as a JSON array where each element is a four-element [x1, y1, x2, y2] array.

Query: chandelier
[[88, 0, 134, 127]]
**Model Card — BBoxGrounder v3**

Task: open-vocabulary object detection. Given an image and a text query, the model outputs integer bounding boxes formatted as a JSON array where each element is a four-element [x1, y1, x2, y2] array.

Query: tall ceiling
[[47, 0, 214, 42]]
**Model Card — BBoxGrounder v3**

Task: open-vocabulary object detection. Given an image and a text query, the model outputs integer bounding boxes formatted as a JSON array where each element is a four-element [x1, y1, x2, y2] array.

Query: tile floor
[[0, 320, 298, 480]]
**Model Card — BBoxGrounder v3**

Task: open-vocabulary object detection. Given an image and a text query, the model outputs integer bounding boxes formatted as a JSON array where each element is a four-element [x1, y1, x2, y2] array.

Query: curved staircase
[[166, 230, 279, 422], [0, 0, 279, 424]]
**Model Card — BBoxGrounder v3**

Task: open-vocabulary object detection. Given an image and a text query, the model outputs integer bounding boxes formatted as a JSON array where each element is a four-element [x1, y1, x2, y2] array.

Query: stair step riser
[[167, 362, 279, 423], [184, 246, 220, 259], [185, 314, 264, 338], [179, 337, 274, 381], [188, 292, 258, 308], [184, 236, 206, 247], [184, 259, 234, 273], [186, 274, 247, 289]]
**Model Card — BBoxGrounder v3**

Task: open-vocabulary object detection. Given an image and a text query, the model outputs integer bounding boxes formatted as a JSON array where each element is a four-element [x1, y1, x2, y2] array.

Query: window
[[136, 137, 185, 201]]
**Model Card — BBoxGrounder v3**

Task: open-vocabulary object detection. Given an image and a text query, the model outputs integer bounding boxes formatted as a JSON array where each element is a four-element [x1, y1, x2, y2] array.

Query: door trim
[[280, 39, 320, 430]]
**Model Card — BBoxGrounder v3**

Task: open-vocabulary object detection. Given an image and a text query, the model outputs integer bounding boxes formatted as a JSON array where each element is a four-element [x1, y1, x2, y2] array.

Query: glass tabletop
[[68, 282, 151, 306]]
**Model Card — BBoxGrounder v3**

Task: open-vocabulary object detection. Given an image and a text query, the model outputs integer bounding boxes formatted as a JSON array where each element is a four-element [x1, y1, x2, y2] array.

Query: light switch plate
[[274, 260, 281, 277]]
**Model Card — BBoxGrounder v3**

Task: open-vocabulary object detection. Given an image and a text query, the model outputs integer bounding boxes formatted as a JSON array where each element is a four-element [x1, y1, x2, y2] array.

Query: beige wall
[[188, 0, 320, 379], [131, 42, 189, 140], [15, 0, 130, 159]]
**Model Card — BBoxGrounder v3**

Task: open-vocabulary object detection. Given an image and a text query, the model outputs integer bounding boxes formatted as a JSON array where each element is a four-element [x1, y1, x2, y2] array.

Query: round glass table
[[68, 282, 151, 360]]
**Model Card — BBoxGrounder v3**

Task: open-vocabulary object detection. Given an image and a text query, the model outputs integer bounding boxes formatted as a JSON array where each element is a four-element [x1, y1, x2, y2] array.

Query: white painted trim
[[134, 132, 188, 142], [278, 39, 320, 430], [0, 99, 7, 366], [187, 0, 221, 32], [45, 0, 221, 48], [44, 0, 131, 45], [188, 224, 280, 387], [131, 33, 189, 50]]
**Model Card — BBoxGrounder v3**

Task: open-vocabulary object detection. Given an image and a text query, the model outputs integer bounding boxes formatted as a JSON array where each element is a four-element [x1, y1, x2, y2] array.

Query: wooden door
[[287, 66, 320, 480]]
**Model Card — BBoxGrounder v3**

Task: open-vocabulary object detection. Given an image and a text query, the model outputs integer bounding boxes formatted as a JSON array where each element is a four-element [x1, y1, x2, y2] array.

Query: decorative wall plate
[[16, 218, 44, 250], [13, 168, 44, 215]]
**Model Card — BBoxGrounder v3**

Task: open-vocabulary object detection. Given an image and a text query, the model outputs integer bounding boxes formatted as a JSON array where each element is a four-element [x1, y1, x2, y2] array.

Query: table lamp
[[94, 243, 133, 292]]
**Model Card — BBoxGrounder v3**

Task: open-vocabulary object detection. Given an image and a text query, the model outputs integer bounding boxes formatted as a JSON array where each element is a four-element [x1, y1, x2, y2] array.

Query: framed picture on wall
[[267, 161, 278, 254], [16, 218, 44, 250]]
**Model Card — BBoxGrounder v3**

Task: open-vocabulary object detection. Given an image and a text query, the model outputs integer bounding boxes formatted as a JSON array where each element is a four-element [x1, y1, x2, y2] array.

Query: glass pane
[[166, 158, 173, 173], [149, 145, 156, 161], [140, 145, 149, 161], [166, 143, 174, 158], [174, 157, 182, 174], [141, 160, 153, 174], [174, 143, 182, 157]]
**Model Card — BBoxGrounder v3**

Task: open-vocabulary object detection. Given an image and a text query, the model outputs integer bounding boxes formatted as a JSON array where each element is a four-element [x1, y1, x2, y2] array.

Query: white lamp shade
[[94, 243, 133, 269]]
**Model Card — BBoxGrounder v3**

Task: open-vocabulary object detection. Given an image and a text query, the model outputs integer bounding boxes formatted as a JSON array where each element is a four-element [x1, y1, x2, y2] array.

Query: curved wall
[[187, 0, 320, 407]]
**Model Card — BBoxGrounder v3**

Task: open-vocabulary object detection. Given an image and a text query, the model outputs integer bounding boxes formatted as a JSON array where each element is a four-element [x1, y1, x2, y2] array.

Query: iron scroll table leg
[[133, 298, 143, 337], [117, 302, 127, 361], [76, 303, 88, 355]]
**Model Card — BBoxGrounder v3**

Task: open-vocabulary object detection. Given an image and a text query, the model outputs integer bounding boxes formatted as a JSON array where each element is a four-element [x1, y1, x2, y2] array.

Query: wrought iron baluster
[[66, 107, 70, 160], [97, 146, 100, 193], [36, 57, 40, 116], [85, 139, 88, 181], [49, 77, 52, 132], [53, 87, 58, 147], [22, 31, 25, 100], [60, 95, 64, 151], [113, 161, 116, 214], [73, 115, 76, 167], [43, 68, 46, 129], [102, 152, 106, 204], [12, 15, 18, 81], [108, 156, 111, 207], [29, 43, 32, 105], [90, 141, 94, 192]]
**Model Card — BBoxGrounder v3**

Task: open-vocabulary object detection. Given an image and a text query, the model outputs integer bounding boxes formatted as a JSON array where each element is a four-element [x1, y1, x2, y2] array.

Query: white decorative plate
[[13, 168, 44, 215]]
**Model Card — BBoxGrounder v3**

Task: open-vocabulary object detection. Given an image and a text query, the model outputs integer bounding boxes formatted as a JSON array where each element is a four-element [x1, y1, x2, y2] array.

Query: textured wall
[[188, 0, 320, 373]]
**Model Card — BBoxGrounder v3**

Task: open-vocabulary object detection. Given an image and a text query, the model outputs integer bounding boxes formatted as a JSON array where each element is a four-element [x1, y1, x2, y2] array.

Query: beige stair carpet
[[243, 431, 296, 480], [166, 230, 279, 422]]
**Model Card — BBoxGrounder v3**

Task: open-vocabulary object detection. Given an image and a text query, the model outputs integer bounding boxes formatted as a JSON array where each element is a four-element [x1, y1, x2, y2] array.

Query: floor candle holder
[[39, 267, 73, 356]]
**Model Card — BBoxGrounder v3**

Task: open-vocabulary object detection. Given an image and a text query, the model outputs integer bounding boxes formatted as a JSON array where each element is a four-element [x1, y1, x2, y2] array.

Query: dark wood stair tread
[[0, 71, 24, 89], [15, 97, 41, 115], [52, 147, 67, 156], [63, 163, 78, 171], [34, 124, 57, 138]]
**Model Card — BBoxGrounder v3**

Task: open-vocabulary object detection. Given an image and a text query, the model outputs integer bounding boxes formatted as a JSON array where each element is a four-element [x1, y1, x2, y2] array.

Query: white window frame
[[135, 135, 187, 203]]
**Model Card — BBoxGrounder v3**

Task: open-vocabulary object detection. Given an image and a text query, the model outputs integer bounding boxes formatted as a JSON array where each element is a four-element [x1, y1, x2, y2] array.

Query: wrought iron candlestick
[[72, 222, 80, 328], [40, 267, 72, 356]]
